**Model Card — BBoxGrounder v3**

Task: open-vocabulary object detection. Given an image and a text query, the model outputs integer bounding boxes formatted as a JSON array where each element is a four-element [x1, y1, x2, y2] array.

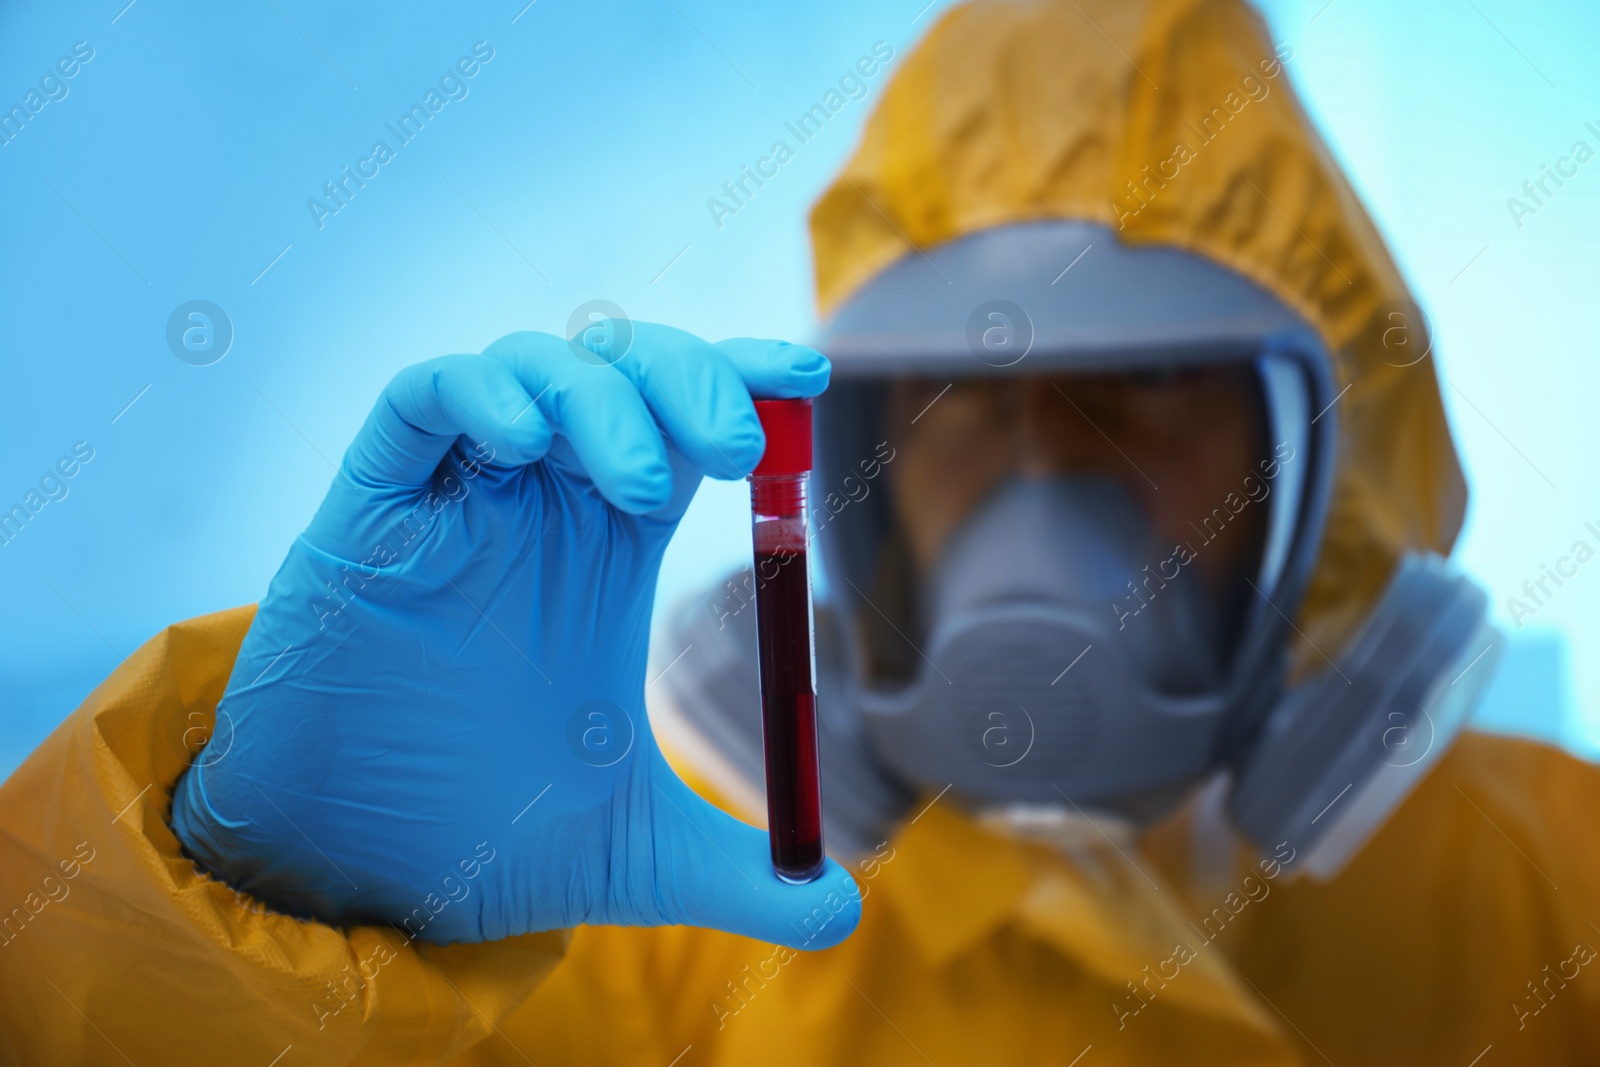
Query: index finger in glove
[[604, 324, 831, 482], [341, 354, 555, 489]]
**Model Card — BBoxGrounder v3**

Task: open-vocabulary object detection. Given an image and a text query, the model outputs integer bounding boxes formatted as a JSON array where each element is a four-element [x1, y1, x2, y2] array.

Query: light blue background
[[2, 0, 1596, 777]]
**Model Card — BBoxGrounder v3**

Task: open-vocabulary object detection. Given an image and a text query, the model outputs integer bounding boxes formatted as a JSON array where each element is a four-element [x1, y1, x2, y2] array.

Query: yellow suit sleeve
[[0, 607, 568, 1067]]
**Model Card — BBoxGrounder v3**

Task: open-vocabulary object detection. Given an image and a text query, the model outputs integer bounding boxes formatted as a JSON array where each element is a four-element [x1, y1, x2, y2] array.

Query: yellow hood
[[809, 0, 1466, 661]]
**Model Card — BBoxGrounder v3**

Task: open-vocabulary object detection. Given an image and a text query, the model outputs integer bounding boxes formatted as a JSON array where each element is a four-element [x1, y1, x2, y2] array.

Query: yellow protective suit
[[3, 0, 1597, 1064]]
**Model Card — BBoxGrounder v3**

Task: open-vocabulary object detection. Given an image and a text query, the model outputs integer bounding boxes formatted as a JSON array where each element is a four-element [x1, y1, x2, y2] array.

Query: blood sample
[[750, 398, 825, 884]]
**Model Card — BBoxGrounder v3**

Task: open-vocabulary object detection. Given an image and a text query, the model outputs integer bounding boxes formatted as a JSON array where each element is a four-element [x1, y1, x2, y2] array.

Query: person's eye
[[1129, 367, 1181, 389]]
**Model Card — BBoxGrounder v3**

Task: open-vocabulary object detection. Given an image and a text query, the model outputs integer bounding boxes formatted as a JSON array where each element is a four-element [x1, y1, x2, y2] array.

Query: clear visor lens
[[815, 355, 1311, 686]]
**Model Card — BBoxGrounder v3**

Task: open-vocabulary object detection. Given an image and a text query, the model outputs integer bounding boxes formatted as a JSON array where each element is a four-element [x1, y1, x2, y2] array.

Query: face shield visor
[[812, 220, 1334, 820]]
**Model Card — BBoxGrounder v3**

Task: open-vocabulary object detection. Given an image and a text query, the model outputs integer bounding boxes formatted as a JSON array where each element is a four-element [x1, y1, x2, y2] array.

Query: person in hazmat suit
[[3, 0, 1597, 1063]]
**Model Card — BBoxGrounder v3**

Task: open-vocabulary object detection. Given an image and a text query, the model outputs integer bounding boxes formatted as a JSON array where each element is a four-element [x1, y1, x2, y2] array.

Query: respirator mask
[[660, 220, 1498, 878], [812, 221, 1499, 877], [858, 474, 1233, 819]]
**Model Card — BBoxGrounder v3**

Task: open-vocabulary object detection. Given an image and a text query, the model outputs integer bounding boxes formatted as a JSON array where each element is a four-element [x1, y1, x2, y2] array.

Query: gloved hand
[[171, 324, 862, 949]]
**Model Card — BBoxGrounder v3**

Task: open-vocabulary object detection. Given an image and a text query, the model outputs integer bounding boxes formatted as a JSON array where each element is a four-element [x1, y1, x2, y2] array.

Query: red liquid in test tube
[[750, 398, 825, 884]]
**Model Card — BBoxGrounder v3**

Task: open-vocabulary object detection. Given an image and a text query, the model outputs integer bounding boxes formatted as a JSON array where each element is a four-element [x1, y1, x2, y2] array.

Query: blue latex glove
[[171, 324, 861, 949]]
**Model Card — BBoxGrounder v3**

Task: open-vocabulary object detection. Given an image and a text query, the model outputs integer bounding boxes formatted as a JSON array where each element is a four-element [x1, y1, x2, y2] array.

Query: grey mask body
[[860, 476, 1232, 816]]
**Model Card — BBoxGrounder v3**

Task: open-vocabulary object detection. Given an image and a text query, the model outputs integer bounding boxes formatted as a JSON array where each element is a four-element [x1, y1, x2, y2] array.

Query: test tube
[[749, 398, 825, 884]]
